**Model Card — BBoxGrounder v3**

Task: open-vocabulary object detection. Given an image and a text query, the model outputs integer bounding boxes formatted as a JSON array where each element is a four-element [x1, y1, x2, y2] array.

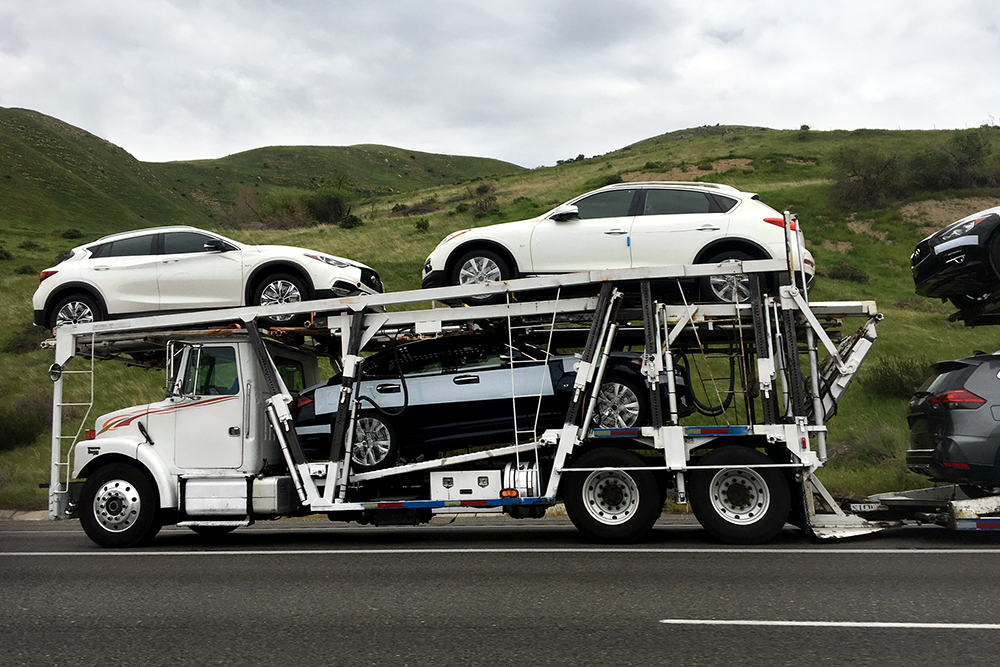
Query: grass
[[3, 113, 1000, 509]]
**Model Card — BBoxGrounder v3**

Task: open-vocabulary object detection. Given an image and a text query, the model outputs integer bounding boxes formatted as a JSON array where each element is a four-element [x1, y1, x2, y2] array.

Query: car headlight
[[305, 253, 350, 269], [939, 217, 989, 242]]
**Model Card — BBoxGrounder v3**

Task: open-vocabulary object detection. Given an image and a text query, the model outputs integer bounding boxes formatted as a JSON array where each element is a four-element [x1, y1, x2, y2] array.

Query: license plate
[[849, 503, 881, 513]]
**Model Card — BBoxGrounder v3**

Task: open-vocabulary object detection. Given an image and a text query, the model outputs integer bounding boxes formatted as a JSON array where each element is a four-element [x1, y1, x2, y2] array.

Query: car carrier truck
[[45, 214, 895, 547]]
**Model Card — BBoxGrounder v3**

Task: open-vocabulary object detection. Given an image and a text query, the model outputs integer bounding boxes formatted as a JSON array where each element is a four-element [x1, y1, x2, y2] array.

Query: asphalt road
[[4, 515, 1000, 667]]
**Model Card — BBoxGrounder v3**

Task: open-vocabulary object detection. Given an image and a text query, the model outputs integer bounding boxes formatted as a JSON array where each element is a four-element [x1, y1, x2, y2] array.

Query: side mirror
[[549, 205, 580, 222], [204, 238, 226, 252]]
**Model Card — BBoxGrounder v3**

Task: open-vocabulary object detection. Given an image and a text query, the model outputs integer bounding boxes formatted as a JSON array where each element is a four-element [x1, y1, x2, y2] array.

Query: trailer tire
[[564, 447, 661, 543], [690, 446, 790, 544], [79, 463, 161, 548]]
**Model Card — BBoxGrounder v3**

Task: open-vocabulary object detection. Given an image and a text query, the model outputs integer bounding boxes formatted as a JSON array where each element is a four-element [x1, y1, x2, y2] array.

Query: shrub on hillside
[[0, 387, 50, 453], [414, 218, 430, 232], [0, 246, 11, 260], [61, 229, 83, 240], [18, 240, 47, 251], [828, 261, 869, 284], [339, 214, 363, 229], [829, 145, 905, 210], [14, 265, 34, 275], [857, 355, 931, 401]]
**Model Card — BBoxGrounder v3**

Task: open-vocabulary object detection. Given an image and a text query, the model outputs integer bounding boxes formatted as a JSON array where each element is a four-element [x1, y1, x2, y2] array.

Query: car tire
[[252, 273, 308, 324], [351, 413, 398, 472], [700, 251, 755, 303], [79, 463, 162, 548], [450, 249, 513, 304], [49, 292, 103, 328], [689, 445, 791, 544], [592, 374, 648, 429], [563, 447, 662, 543]]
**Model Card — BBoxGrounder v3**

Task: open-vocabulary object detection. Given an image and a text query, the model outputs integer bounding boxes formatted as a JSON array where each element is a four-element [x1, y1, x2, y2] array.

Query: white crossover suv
[[33, 226, 383, 327], [421, 182, 814, 302]]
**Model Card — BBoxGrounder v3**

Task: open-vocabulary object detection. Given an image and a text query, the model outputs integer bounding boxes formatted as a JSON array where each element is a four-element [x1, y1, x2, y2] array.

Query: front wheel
[[450, 249, 513, 304], [689, 445, 790, 544], [79, 463, 162, 548], [253, 273, 308, 324], [563, 447, 662, 543]]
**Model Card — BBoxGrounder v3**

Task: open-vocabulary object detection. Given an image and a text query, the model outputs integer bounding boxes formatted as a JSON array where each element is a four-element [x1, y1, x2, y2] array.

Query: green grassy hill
[[3, 110, 1000, 510]]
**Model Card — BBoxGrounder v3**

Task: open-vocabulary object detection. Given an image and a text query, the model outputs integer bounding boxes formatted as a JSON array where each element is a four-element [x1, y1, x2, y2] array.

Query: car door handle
[[453, 375, 480, 385], [603, 229, 629, 235], [93, 265, 110, 271], [697, 224, 721, 232], [376, 383, 401, 394], [161, 259, 180, 264]]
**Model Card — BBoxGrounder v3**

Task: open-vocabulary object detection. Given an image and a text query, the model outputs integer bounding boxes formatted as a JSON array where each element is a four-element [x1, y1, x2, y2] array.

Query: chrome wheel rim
[[56, 301, 94, 326], [708, 467, 770, 525], [92, 478, 142, 533], [593, 382, 641, 428], [581, 469, 639, 525], [709, 260, 751, 302], [352, 417, 392, 467], [458, 256, 502, 286], [260, 280, 302, 322]]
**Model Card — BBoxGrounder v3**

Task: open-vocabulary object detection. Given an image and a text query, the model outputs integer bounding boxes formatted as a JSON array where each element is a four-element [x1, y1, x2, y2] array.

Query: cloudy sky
[[1, 0, 998, 167]]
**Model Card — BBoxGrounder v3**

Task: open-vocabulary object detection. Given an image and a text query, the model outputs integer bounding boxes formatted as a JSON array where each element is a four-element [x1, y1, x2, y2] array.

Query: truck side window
[[274, 357, 306, 392], [182, 346, 240, 396]]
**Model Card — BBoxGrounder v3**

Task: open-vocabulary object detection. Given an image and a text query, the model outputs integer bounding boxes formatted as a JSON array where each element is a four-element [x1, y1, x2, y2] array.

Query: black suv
[[907, 352, 1000, 491]]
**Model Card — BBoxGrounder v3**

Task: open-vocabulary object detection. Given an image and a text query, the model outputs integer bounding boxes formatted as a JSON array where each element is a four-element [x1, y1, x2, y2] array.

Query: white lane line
[[660, 619, 1000, 630], [7, 547, 1000, 556]]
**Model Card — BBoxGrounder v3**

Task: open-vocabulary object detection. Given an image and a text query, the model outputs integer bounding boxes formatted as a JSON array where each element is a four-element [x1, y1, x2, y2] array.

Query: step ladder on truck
[[45, 212, 890, 547]]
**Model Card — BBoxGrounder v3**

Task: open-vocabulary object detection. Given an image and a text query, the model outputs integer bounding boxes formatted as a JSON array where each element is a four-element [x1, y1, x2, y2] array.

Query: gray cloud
[[1, 0, 997, 166]]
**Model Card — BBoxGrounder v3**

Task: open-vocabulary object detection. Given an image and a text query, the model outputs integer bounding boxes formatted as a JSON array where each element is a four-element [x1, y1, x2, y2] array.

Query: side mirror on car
[[204, 239, 226, 252], [549, 205, 580, 222]]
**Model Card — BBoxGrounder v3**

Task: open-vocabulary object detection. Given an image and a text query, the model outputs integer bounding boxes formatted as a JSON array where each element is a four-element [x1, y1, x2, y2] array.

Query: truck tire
[[79, 463, 162, 548], [689, 445, 790, 544], [563, 447, 662, 543]]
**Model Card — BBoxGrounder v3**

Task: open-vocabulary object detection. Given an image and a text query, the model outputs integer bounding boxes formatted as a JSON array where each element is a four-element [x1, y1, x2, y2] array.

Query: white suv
[[33, 226, 383, 327], [421, 182, 814, 301]]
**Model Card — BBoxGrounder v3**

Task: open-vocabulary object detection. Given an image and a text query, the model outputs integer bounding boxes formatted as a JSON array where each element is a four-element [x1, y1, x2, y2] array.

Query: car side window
[[450, 339, 506, 371], [163, 231, 217, 255], [712, 194, 738, 212], [573, 190, 636, 220], [643, 189, 713, 215], [274, 357, 306, 392], [106, 235, 155, 257]]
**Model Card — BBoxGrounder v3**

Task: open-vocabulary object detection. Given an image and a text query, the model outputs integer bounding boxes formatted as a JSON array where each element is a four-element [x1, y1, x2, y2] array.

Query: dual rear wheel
[[563, 445, 791, 544]]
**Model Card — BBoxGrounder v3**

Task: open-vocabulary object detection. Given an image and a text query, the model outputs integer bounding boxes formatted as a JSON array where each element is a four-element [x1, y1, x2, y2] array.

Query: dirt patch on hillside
[[821, 240, 854, 253], [623, 158, 753, 182], [901, 198, 1000, 227], [847, 218, 890, 243]]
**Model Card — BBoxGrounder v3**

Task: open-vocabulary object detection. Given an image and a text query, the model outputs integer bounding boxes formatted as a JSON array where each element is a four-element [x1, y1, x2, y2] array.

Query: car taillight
[[764, 217, 798, 231], [291, 396, 314, 411], [40, 270, 58, 283], [929, 389, 986, 408]]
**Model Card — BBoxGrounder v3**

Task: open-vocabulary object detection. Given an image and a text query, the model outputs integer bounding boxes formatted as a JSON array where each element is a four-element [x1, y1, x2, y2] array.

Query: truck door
[[167, 344, 245, 469]]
